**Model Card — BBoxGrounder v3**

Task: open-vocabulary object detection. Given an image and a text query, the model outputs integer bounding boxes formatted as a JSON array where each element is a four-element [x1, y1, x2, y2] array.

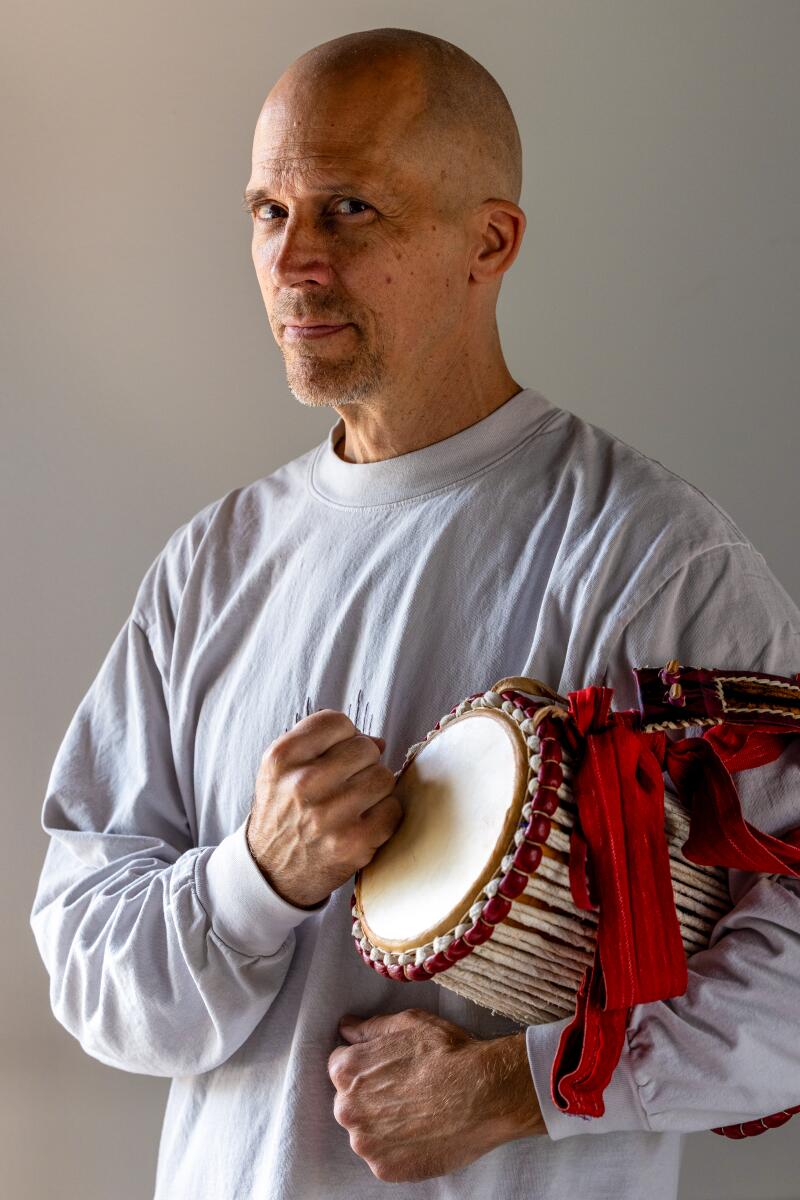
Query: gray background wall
[[2, 1, 799, 1197]]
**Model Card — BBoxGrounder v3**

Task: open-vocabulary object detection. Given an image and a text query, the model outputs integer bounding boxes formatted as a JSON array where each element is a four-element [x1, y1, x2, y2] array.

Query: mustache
[[279, 310, 353, 325]]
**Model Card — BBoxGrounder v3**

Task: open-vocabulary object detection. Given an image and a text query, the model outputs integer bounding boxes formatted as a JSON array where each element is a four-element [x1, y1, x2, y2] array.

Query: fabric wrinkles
[[29, 385, 800, 1199]]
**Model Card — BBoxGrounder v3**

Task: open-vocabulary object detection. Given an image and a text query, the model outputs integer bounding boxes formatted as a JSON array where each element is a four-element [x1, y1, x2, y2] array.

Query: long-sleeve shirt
[[30, 385, 800, 1200]]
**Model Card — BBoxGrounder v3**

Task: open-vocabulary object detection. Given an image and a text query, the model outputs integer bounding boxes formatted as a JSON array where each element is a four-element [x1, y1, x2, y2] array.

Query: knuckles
[[261, 738, 289, 771], [349, 1131, 374, 1158], [304, 808, 327, 841], [398, 1007, 427, 1023], [333, 1093, 359, 1129], [327, 1046, 346, 1082], [359, 1152, 415, 1185], [327, 1046, 355, 1090], [369, 1160, 405, 1184], [319, 829, 353, 870], [291, 765, 317, 795]]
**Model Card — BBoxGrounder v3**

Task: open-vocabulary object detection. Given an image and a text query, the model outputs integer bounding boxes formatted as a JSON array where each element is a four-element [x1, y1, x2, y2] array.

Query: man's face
[[244, 63, 473, 409]]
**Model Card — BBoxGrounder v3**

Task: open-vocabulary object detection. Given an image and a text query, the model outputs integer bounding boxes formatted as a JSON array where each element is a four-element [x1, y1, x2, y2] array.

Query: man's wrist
[[200, 817, 324, 957], [476, 1031, 546, 1143], [244, 812, 328, 912]]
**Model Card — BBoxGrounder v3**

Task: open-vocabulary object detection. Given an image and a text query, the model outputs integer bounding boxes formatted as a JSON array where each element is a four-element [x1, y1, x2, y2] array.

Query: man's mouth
[[283, 323, 351, 341]]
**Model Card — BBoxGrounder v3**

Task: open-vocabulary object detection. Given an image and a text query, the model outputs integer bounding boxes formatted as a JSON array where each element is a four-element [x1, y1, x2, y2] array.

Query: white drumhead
[[356, 707, 527, 952]]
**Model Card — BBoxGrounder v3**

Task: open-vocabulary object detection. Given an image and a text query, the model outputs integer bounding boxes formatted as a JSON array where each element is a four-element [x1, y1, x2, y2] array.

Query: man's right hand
[[245, 710, 402, 909]]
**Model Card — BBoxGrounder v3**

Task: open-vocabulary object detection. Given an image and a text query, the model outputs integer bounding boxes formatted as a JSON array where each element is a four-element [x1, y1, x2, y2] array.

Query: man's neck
[[332, 371, 524, 464]]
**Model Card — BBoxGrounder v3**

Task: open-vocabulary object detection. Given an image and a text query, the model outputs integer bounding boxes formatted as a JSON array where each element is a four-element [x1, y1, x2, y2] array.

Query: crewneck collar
[[307, 386, 556, 508]]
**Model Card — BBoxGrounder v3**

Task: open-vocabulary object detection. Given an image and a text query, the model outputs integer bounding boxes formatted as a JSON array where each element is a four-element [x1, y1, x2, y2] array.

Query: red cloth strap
[[550, 687, 800, 1131], [551, 689, 687, 1116], [662, 731, 800, 872]]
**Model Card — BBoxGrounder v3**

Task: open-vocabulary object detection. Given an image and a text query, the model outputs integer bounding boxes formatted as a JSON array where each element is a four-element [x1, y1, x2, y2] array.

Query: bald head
[[247, 28, 526, 417], [270, 27, 522, 215]]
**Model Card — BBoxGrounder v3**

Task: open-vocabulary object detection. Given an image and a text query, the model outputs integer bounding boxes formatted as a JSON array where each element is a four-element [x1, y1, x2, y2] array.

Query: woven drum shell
[[351, 686, 731, 1028], [437, 786, 729, 1024]]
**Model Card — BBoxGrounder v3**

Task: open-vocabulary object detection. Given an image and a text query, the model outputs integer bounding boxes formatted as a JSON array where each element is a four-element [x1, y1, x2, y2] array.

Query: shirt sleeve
[[526, 541, 800, 1138], [30, 608, 329, 1078]]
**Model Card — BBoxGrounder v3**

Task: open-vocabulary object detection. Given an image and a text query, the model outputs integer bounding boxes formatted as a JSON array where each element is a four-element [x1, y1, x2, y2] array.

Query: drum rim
[[354, 707, 530, 952], [351, 683, 575, 980]]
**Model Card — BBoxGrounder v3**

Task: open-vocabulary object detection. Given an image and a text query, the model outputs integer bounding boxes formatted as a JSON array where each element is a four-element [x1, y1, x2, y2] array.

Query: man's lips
[[283, 322, 351, 341]]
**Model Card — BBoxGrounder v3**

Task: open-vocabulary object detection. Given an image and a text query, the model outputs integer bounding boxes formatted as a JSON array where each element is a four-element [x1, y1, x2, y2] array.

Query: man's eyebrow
[[241, 186, 268, 212]]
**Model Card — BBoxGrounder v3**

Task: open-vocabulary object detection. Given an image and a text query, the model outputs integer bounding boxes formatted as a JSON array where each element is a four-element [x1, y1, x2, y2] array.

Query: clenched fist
[[245, 710, 402, 909], [328, 1009, 545, 1182]]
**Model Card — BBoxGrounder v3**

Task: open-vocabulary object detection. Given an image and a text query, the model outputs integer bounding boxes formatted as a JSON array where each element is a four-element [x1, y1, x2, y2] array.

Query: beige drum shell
[[435, 786, 730, 1026]]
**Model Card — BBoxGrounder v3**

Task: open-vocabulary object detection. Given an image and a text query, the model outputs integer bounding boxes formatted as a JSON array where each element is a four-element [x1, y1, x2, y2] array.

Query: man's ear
[[469, 199, 526, 285]]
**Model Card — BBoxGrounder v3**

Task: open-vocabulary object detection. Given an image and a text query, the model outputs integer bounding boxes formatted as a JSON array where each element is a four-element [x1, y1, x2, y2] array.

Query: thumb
[[337, 1013, 373, 1043], [338, 1009, 423, 1043]]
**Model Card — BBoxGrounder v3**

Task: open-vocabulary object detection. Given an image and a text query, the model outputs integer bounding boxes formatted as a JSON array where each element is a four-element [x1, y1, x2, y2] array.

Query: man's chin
[[285, 360, 384, 408]]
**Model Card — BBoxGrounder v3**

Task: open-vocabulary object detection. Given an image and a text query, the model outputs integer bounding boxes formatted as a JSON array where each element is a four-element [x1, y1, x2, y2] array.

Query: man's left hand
[[327, 1007, 545, 1183]]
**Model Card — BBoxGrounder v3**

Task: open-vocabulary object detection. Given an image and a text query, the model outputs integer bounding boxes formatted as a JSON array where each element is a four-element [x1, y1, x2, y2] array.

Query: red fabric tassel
[[549, 687, 800, 1138], [661, 731, 800, 873]]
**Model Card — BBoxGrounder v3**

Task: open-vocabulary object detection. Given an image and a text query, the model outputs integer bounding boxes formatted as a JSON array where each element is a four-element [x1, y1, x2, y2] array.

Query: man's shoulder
[[552, 406, 750, 552], [129, 442, 318, 633], [524, 405, 769, 634]]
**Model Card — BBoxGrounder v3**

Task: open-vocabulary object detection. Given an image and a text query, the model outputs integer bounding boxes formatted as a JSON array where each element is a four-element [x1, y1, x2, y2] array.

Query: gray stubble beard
[[284, 324, 391, 409]]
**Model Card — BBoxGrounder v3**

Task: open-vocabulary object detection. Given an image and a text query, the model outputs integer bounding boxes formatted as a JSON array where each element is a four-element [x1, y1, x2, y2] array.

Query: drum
[[351, 675, 729, 1026], [352, 665, 800, 1137]]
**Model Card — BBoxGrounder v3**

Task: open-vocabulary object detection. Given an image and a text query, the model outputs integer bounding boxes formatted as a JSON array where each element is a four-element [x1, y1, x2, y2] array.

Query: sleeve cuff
[[199, 817, 330, 957], [525, 1018, 651, 1140]]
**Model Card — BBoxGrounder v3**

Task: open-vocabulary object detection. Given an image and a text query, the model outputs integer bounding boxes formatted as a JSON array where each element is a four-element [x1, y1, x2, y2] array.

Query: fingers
[[356, 790, 403, 843], [316, 731, 387, 784], [286, 757, 396, 823], [262, 723, 389, 807], [338, 1021, 367, 1046], [300, 781, 400, 854], [267, 721, 385, 788], [251, 711, 393, 905], [267, 709, 360, 768]]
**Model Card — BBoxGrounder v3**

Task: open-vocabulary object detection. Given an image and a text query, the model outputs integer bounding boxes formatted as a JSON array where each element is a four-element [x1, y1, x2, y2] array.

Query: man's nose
[[267, 215, 336, 289]]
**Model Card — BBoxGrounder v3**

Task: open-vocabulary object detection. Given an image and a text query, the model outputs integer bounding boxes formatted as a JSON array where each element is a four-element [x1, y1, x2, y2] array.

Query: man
[[31, 26, 800, 1200]]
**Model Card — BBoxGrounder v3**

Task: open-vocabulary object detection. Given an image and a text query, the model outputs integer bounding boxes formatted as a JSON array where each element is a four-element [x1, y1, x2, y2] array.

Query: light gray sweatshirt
[[30, 387, 800, 1199]]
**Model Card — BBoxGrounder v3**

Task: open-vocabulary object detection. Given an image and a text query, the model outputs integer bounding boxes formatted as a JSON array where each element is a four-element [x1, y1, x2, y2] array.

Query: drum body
[[352, 683, 729, 1026]]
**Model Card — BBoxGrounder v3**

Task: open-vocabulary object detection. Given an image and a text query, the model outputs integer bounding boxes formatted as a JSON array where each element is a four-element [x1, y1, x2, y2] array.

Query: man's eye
[[333, 199, 371, 216], [253, 199, 372, 221], [254, 203, 284, 221]]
